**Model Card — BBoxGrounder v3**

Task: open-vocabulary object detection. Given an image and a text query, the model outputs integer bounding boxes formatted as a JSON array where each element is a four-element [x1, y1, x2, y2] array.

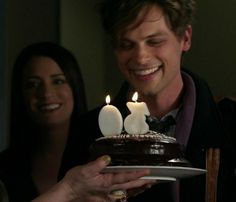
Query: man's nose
[[133, 46, 150, 65]]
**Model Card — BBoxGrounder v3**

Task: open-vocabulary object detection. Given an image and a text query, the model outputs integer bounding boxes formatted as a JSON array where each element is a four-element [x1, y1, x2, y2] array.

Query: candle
[[124, 92, 150, 135], [98, 95, 123, 136]]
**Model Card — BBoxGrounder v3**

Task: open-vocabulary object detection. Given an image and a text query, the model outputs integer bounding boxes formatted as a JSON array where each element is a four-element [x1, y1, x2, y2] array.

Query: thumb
[[85, 155, 111, 175]]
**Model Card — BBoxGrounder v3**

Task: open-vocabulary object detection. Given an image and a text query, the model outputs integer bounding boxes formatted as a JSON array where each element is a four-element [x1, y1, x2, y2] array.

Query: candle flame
[[132, 92, 138, 102], [105, 95, 111, 104]]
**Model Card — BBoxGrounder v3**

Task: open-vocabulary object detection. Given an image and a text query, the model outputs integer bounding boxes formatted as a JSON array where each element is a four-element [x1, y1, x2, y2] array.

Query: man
[[61, 0, 236, 201]]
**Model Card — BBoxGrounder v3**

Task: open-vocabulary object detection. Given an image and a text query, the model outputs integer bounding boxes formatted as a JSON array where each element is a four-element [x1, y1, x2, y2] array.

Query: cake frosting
[[89, 130, 190, 166]]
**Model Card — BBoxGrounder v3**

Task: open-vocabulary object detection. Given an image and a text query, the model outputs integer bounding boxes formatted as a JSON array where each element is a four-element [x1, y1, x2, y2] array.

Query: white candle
[[124, 92, 150, 135], [98, 95, 123, 136]]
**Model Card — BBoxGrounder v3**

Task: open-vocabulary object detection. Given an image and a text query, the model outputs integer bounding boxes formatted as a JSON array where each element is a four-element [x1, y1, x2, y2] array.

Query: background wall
[[60, 0, 123, 109], [184, 0, 236, 96], [0, 0, 7, 151], [6, 0, 59, 74]]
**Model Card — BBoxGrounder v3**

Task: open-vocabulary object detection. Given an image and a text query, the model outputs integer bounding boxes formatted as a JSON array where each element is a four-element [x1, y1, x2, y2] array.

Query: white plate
[[102, 166, 206, 182]]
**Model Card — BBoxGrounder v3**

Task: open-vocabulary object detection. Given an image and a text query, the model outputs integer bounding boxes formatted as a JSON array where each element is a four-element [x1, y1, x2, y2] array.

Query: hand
[[61, 155, 155, 201], [32, 156, 155, 202]]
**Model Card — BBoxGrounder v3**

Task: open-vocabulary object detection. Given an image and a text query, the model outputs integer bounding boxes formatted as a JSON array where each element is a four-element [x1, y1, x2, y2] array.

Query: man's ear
[[182, 25, 192, 51]]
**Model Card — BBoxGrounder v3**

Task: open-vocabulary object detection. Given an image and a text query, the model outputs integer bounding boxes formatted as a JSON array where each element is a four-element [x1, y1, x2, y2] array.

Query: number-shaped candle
[[124, 92, 150, 135], [98, 95, 123, 136]]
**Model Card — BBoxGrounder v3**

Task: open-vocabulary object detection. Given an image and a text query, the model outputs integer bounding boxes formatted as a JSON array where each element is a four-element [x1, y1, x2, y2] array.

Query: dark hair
[[9, 42, 87, 149], [99, 0, 195, 42]]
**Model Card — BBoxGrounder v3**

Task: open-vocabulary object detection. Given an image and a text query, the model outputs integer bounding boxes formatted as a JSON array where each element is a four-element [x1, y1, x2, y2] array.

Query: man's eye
[[147, 39, 164, 46], [53, 78, 67, 85], [117, 41, 134, 50]]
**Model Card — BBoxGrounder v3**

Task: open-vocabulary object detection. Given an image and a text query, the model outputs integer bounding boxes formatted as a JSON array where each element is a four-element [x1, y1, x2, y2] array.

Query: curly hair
[[99, 0, 195, 41]]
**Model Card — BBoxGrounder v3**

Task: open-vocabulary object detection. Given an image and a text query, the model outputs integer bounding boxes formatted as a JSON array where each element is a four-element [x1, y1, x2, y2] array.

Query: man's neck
[[140, 79, 184, 118]]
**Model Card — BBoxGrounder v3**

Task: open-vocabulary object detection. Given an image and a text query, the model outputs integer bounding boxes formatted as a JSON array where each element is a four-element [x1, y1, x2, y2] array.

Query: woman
[[0, 42, 88, 201]]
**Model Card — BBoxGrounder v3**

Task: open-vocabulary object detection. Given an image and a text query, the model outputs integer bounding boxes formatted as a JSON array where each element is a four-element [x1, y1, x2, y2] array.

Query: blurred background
[[0, 0, 236, 151]]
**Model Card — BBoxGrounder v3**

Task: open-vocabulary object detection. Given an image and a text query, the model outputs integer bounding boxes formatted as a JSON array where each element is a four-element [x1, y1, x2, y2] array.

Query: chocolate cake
[[89, 131, 190, 166]]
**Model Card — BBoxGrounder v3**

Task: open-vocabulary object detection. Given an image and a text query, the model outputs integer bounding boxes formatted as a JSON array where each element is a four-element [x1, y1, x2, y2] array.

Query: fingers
[[111, 178, 155, 191], [126, 184, 153, 198], [105, 169, 155, 192], [84, 155, 111, 176], [110, 169, 150, 184]]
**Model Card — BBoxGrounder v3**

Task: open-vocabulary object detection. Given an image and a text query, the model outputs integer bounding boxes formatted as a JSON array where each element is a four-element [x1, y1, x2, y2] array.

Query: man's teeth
[[134, 66, 160, 76], [39, 104, 60, 111]]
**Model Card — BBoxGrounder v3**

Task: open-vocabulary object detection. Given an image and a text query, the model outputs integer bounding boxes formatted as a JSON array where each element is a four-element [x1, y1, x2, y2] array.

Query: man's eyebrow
[[118, 31, 167, 43], [51, 73, 65, 77], [146, 32, 166, 38]]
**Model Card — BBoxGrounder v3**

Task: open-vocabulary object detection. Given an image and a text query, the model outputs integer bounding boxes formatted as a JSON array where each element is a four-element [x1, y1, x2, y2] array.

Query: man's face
[[114, 5, 192, 97]]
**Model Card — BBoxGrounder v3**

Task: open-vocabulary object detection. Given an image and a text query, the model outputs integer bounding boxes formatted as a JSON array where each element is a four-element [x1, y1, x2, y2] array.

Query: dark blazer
[[60, 69, 236, 202]]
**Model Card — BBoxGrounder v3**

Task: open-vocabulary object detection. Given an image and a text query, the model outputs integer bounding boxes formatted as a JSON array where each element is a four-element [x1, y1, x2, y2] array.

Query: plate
[[102, 166, 206, 182]]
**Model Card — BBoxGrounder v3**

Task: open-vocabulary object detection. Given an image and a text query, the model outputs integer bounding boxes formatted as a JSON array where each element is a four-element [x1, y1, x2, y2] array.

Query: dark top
[[60, 69, 236, 202], [0, 148, 38, 202], [0, 126, 80, 202]]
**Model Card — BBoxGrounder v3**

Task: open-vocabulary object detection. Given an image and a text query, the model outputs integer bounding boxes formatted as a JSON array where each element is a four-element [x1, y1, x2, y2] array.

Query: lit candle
[[124, 92, 150, 135], [98, 95, 123, 136]]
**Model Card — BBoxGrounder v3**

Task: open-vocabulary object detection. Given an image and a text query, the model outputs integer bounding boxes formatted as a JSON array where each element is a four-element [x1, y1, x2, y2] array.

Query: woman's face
[[22, 56, 74, 127]]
